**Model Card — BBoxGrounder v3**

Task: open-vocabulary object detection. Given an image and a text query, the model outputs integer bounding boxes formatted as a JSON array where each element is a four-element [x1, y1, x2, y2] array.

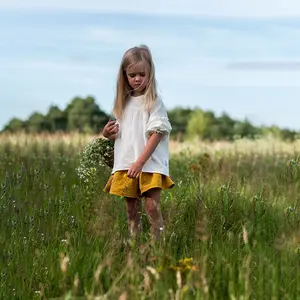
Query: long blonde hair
[[112, 45, 158, 119]]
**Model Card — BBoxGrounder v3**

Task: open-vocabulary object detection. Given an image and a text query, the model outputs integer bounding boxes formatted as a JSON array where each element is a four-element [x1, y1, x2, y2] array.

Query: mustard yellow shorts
[[104, 171, 175, 198]]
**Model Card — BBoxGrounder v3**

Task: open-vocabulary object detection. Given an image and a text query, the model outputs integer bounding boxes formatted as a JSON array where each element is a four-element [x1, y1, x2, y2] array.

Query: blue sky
[[1, 1, 300, 130]]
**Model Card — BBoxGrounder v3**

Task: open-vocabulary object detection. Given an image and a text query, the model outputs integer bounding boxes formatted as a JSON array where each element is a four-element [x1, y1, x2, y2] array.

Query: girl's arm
[[137, 132, 162, 165], [127, 132, 162, 178]]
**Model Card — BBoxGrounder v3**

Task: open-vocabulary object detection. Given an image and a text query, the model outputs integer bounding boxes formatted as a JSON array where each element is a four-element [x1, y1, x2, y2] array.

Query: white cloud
[[3, 59, 117, 88], [5, 56, 300, 89], [20, 60, 113, 74], [81, 26, 194, 55], [2, 22, 300, 88], [157, 58, 300, 87], [80, 24, 300, 64], [75, 24, 300, 62], [2, 0, 300, 17]]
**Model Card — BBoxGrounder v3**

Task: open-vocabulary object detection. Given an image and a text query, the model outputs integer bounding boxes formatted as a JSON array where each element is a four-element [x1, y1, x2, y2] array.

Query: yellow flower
[[169, 258, 198, 273], [179, 258, 193, 265]]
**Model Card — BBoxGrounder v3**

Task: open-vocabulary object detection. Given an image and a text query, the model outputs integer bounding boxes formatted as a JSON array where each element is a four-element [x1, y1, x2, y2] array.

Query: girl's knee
[[145, 199, 159, 215], [125, 198, 139, 213]]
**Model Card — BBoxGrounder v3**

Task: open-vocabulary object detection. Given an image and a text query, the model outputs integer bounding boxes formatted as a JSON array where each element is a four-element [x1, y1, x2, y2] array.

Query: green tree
[[3, 118, 26, 132], [167, 107, 193, 137], [260, 125, 282, 139], [66, 96, 109, 133], [206, 113, 236, 141], [218, 113, 236, 138], [186, 109, 213, 140], [46, 105, 67, 132], [27, 112, 49, 133], [280, 128, 296, 141], [233, 119, 259, 139]]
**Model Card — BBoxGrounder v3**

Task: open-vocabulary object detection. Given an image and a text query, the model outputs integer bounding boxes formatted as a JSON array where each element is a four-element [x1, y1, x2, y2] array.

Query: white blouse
[[112, 95, 172, 176]]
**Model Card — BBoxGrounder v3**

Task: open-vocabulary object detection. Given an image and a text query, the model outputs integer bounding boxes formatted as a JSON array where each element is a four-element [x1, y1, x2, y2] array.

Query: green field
[[1, 134, 300, 299]]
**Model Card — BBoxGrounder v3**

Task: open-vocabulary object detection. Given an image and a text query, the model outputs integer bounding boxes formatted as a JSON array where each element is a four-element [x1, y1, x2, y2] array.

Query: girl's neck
[[131, 90, 145, 97]]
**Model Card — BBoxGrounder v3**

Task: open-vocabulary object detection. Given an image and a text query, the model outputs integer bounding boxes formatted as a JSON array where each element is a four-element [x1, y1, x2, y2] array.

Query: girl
[[102, 45, 174, 241]]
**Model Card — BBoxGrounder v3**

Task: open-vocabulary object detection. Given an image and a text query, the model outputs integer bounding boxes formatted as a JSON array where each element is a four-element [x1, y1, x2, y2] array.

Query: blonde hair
[[112, 45, 158, 119]]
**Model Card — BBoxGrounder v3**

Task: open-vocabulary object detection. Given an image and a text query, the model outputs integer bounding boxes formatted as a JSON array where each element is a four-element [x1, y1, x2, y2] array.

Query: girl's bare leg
[[125, 197, 142, 236], [144, 188, 164, 241]]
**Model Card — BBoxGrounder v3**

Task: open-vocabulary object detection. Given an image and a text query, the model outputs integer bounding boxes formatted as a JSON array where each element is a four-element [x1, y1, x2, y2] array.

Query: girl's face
[[125, 61, 149, 96]]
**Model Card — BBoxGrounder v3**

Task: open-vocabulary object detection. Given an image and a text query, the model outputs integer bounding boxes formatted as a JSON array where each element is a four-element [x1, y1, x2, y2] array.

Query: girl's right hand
[[102, 120, 119, 140]]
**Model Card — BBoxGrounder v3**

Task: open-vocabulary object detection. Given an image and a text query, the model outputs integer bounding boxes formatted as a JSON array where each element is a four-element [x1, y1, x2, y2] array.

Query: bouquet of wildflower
[[76, 137, 114, 181]]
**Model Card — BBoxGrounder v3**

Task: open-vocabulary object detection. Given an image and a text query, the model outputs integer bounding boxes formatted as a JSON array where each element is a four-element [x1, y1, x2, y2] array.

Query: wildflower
[[178, 258, 193, 265], [76, 137, 114, 181], [169, 257, 198, 273], [287, 206, 296, 213], [287, 159, 298, 168], [218, 184, 227, 193]]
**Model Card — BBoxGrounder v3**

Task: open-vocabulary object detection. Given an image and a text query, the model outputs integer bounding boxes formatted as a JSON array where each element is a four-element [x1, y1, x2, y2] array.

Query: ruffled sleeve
[[145, 98, 172, 140]]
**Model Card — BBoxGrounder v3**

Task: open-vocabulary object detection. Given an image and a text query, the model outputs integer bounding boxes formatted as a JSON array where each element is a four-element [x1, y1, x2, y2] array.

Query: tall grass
[[1, 133, 300, 299]]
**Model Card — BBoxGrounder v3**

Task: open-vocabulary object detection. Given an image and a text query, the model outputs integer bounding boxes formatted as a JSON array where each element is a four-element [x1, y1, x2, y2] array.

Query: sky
[[1, 1, 300, 130]]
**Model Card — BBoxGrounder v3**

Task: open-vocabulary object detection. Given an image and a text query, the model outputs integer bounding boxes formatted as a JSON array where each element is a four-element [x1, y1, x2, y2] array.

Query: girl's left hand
[[127, 161, 144, 178]]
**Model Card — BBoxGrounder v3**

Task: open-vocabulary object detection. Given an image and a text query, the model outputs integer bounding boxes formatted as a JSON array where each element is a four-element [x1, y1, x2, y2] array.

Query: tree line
[[2, 96, 299, 141]]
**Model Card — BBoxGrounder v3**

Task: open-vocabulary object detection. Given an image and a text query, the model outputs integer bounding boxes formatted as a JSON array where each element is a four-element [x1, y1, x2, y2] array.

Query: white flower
[[76, 138, 114, 181]]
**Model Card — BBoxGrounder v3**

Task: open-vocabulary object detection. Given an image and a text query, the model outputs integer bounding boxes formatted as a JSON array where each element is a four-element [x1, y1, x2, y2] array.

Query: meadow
[[1, 133, 300, 299]]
